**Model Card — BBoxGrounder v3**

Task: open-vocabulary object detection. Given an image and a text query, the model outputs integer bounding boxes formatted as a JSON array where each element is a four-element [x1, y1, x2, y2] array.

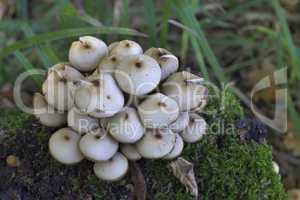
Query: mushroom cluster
[[34, 36, 208, 181]]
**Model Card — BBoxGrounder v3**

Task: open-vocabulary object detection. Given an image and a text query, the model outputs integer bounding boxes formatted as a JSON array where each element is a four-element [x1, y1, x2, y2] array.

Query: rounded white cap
[[79, 128, 119, 161], [69, 36, 108, 72], [49, 128, 84, 164], [181, 113, 207, 143], [136, 129, 176, 159], [137, 93, 179, 128], [93, 152, 129, 181], [115, 54, 161, 96]]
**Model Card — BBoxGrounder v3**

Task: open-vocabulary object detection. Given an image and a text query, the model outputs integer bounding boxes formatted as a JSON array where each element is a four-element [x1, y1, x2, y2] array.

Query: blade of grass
[[14, 51, 43, 86], [172, 2, 226, 83], [143, 0, 157, 46], [180, 31, 189, 66], [0, 27, 147, 58], [271, 0, 300, 81], [288, 94, 300, 136], [190, 36, 210, 80], [21, 23, 59, 68], [121, 0, 130, 26], [16, 0, 28, 19], [160, 0, 172, 47]]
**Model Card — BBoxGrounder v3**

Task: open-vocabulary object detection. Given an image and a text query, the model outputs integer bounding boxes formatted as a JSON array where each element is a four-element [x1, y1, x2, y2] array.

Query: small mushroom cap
[[49, 128, 84, 164], [115, 54, 161, 96], [68, 107, 99, 134], [164, 133, 184, 160], [136, 129, 176, 159], [97, 55, 120, 73], [108, 41, 120, 53], [42, 70, 76, 111], [73, 80, 98, 113], [110, 40, 142, 57], [120, 144, 142, 160], [137, 93, 179, 128], [48, 63, 84, 81], [145, 48, 179, 80], [181, 113, 207, 143], [33, 93, 66, 127], [272, 161, 280, 174], [79, 128, 119, 161], [169, 112, 189, 132], [88, 73, 124, 118], [93, 152, 129, 181], [162, 71, 208, 111], [108, 107, 144, 143], [69, 36, 108, 72]]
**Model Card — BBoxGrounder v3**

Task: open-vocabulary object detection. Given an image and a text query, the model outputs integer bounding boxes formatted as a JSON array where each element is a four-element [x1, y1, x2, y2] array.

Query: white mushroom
[[87, 73, 125, 118], [33, 93, 66, 127], [42, 64, 81, 111], [108, 41, 120, 54], [108, 107, 144, 143], [79, 128, 119, 161], [136, 129, 176, 159], [73, 80, 98, 113], [93, 152, 129, 181], [164, 133, 184, 160], [145, 48, 179, 80], [120, 144, 142, 161], [68, 107, 99, 134], [272, 161, 280, 174], [69, 36, 108, 72], [48, 62, 84, 81], [162, 71, 208, 111], [137, 93, 179, 128], [49, 128, 84, 164], [115, 54, 161, 95], [169, 112, 189, 133], [97, 55, 120, 73], [181, 113, 207, 143], [110, 40, 142, 57]]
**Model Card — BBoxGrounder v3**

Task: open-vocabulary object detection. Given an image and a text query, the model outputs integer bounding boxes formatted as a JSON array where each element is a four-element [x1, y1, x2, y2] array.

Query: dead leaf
[[129, 161, 147, 200], [169, 157, 198, 198]]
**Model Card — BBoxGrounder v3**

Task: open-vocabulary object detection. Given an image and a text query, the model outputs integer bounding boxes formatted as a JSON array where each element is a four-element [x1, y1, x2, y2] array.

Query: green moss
[[206, 87, 244, 124], [0, 109, 33, 135]]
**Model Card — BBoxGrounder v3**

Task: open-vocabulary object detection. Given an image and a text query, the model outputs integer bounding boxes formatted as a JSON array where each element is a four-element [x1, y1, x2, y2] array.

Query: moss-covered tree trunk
[[0, 91, 287, 200]]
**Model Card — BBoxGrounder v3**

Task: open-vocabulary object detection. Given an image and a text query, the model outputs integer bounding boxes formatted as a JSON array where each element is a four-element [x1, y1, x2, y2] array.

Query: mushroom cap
[[120, 144, 142, 160], [136, 129, 176, 159], [162, 71, 208, 111], [79, 128, 119, 161], [49, 128, 84, 164], [42, 70, 76, 111], [48, 63, 84, 81], [115, 54, 161, 96], [87, 73, 124, 118], [164, 133, 184, 160], [181, 113, 207, 143], [169, 112, 189, 133], [73, 80, 98, 113], [108, 107, 144, 143], [33, 93, 66, 127], [108, 41, 119, 54], [93, 152, 129, 181], [69, 36, 108, 72], [137, 93, 179, 128], [110, 40, 142, 57], [272, 161, 280, 174], [145, 48, 179, 80], [97, 55, 120, 73], [68, 107, 99, 134]]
